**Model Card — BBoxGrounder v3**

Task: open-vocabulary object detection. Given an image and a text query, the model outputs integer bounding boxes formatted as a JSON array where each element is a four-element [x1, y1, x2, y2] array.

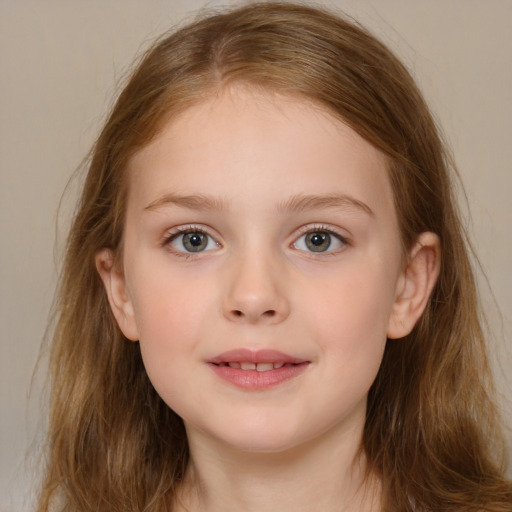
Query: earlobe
[[387, 232, 441, 339], [95, 249, 139, 341]]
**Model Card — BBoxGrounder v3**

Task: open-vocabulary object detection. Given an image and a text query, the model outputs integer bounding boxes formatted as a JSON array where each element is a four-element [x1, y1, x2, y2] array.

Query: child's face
[[102, 86, 417, 454]]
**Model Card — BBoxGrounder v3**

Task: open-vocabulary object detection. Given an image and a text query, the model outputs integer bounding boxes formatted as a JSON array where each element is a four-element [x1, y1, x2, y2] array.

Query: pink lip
[[207, 349, 310, 391], [208, 348, 307, 365]]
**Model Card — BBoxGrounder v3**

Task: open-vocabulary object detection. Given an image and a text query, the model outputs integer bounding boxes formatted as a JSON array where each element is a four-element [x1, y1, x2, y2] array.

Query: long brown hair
[[38, 3, 511, 510]]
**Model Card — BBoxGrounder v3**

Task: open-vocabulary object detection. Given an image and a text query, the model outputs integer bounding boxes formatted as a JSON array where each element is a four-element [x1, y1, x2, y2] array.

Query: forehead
[[126, 86, 394, 218]]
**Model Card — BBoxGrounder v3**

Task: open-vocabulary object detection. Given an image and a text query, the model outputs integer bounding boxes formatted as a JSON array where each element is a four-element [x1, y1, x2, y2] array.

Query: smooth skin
[[97, 86, 440, 512]]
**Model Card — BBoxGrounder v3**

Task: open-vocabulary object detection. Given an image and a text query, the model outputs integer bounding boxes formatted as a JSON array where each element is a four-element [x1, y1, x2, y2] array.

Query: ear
[[95, 249, 139, 341], [387, 232, 441, 339]]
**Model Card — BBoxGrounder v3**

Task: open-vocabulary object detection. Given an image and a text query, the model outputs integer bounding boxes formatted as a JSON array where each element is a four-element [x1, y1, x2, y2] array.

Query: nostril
[[230, 309, 276, 319]]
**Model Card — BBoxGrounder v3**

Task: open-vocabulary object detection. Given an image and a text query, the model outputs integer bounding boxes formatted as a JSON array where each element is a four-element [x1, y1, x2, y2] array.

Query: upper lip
[[207, 348, 308, 365]]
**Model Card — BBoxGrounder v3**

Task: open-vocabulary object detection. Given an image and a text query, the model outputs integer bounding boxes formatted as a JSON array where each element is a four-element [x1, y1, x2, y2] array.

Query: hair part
[[38, 3, 511, 511]]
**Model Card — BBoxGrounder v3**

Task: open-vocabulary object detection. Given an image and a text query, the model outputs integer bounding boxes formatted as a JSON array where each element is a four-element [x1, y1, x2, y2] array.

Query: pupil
[[311, 234, 325, 246], [189, 234, 203, 246], [306, 232, 330, 252]]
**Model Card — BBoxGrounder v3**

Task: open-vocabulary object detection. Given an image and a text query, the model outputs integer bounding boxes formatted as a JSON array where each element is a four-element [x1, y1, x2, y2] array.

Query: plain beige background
[[1, 1, 511, 510]]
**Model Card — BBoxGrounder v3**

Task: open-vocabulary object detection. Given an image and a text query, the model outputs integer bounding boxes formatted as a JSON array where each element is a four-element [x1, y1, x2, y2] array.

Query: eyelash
[[162, 225, 219, 259], [292, 224, 349, 256], [161, 224, 349, 257]]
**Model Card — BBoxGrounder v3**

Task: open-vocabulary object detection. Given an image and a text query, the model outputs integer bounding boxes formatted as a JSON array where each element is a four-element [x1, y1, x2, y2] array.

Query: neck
[[174, 423, 380, 512]]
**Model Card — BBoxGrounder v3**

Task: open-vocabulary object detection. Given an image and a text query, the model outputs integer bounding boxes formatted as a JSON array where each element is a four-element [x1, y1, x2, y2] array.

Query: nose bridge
[[222, 242, 290, 324]]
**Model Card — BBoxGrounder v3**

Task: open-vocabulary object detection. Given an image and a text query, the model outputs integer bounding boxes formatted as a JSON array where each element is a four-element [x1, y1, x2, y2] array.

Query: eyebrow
[[144, 192, 373, 217], [144, 193, 229, 212], [278, 193, 374, 217]]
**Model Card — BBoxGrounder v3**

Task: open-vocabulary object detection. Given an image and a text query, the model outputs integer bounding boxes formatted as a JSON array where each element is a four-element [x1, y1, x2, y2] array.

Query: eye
[[293, 229, 347, 253], [167, 229, 220, 253]]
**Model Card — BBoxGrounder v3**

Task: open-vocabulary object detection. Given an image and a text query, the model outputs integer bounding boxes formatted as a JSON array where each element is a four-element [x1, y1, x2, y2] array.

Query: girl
[[38, 2, 511, 511]]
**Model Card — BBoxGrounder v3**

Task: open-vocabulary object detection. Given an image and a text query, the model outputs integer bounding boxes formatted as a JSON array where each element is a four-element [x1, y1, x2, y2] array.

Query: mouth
[[214, 361, 296, 372], [207, 349, 310, 390]]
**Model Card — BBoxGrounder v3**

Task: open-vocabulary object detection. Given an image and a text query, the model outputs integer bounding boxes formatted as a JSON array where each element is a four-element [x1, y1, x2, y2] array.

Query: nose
[[222, 251, 290, 325]]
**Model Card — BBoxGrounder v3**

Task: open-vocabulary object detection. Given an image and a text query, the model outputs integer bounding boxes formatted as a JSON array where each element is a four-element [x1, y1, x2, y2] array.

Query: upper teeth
[[220, 362, 286, 371]]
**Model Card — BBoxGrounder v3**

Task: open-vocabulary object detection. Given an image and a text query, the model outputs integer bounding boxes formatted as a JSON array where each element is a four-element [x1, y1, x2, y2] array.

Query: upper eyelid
[[162, 224, 219, 243], [292, 223, 349, 240], [160, 222, 350, 246]]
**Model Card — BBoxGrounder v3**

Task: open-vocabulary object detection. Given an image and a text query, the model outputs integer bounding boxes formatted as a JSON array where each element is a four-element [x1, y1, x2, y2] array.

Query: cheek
[[128, 268, 215, 392], [301, 263, 396, 366], [131, 260, 213, 335]]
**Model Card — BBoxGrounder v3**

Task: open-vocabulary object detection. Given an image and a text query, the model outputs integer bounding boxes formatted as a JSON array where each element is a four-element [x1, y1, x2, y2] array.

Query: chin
[[200, 419, 320, 455]]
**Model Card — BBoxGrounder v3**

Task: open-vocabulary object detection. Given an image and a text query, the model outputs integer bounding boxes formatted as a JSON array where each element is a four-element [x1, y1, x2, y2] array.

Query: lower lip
[[208, 363, 309, 391]]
